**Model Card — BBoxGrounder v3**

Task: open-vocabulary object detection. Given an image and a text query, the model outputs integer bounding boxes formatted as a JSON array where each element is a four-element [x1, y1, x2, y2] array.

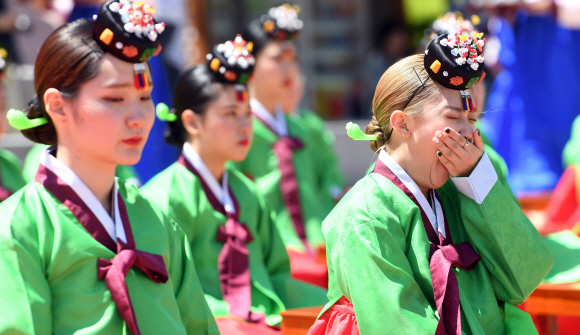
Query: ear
[[43, 88, 68, 124], [181, 109, 202, 137], [390, 110, 411, 137]]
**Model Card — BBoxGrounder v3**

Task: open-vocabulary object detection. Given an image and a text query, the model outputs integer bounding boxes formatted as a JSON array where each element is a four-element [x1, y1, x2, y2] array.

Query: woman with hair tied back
[[308, 34, 553, 335], [233, 4, 331, 289], [0, 1, 218, 334], [141, 35, 328, 335]]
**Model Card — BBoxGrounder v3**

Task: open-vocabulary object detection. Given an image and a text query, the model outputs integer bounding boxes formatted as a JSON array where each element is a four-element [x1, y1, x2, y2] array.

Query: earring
[[402, 134, 405, 137]]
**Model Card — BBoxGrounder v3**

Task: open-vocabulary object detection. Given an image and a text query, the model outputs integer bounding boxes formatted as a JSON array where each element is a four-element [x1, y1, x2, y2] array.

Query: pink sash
[[254, 115, 312, 255]]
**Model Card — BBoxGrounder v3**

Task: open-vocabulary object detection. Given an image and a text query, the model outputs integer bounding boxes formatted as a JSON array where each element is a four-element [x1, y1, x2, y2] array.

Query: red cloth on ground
[[307, 296, 358, 335], [215, 317, 280, 335], [287, 248, 328, 289], [544, 166, 580, 233]]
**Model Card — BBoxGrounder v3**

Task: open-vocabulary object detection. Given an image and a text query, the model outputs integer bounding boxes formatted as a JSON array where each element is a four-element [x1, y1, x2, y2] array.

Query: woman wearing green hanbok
[[308, 33, 552, 335], [0, 1, 218, 334], [233, 4, 332, 288], [142, 34, 327, 335]]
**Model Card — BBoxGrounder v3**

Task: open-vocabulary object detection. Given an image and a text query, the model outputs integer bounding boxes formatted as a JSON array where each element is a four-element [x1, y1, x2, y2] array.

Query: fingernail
[[436, 131, 443, 138], [477, 129, 480, 136], [437, 151, 442, 156], [433, 137, 440, 144], [444, 127, 450, 133]]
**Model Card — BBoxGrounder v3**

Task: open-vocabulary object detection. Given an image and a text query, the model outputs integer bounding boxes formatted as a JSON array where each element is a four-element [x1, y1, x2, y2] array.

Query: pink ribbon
[[216, 214, 257, 322], [0, 169, 12, 202], [429, 241, 480, 335], [178, 155, 263, 323], [272, 137, 312, 253], [97, 248, 168, 335], [0, 185, 11, 202]]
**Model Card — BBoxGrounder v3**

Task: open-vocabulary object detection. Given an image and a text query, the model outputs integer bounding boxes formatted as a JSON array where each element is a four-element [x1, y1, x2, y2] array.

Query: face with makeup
[[249, 40, 298, 111], [281, 65, 304, 114], [45, 53, 155, 167], [184, 84, 253, 164], [390, 84, 483, 192]]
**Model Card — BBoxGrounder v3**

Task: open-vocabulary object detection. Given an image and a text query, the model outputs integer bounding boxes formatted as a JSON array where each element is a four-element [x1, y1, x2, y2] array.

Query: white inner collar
[[250, 98, 288, 137], [40, 148, 126, 243], [378, 149, 446, 238], [182, 142, 235, 214]]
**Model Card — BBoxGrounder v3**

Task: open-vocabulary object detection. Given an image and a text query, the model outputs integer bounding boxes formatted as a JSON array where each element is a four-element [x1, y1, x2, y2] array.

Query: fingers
[[435, 130, 465, 166], [433, 127, 485, 177], [441, 127, 471, 158], [436, 149, 456, 173], [473, 128, 484, 151], [433, 135, 460, 173]]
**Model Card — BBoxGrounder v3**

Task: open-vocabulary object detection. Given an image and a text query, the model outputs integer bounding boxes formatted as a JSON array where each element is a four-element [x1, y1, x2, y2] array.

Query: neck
[[386, 145, 430, 198], [55, 146, 116, 214], [251, 94, 276, 116], [189, 140, 226, 181]]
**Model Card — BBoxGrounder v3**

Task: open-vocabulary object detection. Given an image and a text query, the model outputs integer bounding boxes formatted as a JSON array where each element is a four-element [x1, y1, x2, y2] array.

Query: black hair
[[242, 19, 272, 56], [23, 19, 104, 144], [165, 64, 230, 146]]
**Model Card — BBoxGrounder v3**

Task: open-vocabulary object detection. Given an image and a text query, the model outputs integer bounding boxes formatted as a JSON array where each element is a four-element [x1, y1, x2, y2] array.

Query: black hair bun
[[92, 0, 164, 63]]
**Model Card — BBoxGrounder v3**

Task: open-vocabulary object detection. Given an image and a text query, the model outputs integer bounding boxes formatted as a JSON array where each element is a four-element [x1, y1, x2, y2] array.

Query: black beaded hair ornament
[[260, 4, 303, 42], [155, 35, 256, 122], [424, 32, 486, 112], [206, 34, 255, 102], [93, 0, 165, 90], [207, 35, 255, 85]]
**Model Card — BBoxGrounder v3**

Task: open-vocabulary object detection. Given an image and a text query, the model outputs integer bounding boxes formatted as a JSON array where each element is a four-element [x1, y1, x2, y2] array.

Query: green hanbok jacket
[[232, 100, 335, 252], [0, 148, 26, 198], [290, 109, 345, 201], [141, 144, 328, 326], [0, 149, 218, 335], [321, 149, 553, 335]]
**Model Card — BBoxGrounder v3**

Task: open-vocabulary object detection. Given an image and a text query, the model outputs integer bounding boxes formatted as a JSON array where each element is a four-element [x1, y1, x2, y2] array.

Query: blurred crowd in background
[[0, 0, 579, 195]]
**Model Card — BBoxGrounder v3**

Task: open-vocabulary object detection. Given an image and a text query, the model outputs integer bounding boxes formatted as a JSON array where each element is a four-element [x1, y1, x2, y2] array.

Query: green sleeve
[[331, 221, 438, 335], [563, 115, 580, 168], [442, 172, 553, 304], [167, 219, 220, 335], [115, 165, 141, 188], [484, 145, 517, 203], [301, 111, 345, 201], [256, 194, 328, 309], [0, 149, 26, 192], [22, 144, 47, 182], [0, 197, 52, 334]]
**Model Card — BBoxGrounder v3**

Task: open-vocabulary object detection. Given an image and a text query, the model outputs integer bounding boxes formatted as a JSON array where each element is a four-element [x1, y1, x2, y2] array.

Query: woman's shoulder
[[228, 167, 257, 194], [140, 162, 191, 198], [0, 148, 22, 170], [323, 172, 417, 239], [119, 180, 183, 241], [0, 182, 54, 241]]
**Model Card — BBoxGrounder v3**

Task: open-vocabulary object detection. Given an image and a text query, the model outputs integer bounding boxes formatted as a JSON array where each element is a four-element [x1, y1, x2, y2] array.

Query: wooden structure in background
[[186, 0, 209, 65], [280, 306, 323, 335], [524, 282, 580, 335]]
